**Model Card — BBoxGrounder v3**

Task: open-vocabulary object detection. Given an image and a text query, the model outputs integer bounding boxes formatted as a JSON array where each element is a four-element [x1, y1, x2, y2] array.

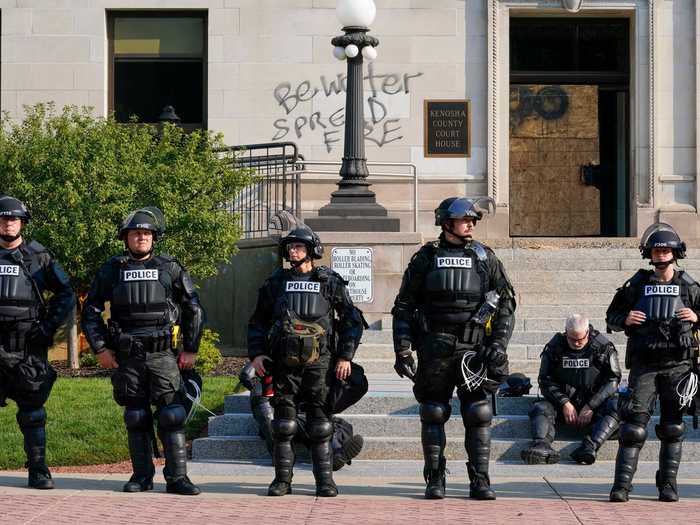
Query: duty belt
[[113, 330, 173, 357], [429, 320, 483, 346]]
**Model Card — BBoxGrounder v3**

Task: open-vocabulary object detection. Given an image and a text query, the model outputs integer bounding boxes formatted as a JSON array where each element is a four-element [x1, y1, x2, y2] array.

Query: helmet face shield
[[278, 226, 323, 261], [435, 196, 496, 226], [639, 222, 686, 259], [119, 207, 165, 239], [0, 195, 31, 223]]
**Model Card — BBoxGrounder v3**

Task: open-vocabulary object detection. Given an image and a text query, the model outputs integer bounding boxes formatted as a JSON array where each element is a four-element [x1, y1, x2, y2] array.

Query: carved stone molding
[[487, 0, 655, 208]]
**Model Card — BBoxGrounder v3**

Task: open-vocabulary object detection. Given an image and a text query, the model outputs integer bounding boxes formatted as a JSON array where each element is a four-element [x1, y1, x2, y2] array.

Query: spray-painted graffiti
[[509, 85, 570, 132], [271, 63, 423, 152]]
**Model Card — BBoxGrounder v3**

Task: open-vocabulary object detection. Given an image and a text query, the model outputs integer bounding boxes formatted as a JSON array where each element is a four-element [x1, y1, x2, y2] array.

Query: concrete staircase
[[193, 247, 700, 463]]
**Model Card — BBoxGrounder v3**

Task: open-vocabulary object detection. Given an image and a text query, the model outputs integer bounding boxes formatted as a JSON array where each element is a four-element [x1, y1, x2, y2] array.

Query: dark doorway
[[509, 17, 630, 236]]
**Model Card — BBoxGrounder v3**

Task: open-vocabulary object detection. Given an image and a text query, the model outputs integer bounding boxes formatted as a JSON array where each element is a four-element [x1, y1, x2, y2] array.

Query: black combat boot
[[422, 418, 447, 499], [309, 419, 337, 497], [657, 441, 682, 502], [466, 427, 495, 500], [571, 414, 619, 465], [268, 418, 296, 496], [609, 446, 640, 502], [161, 430, 201, 495], [18, 409, 54, 490], [424, 456, 447, 500], [521, 440, 560, 465], [123, 431, 155, 492], [332, 434, 364, 471]]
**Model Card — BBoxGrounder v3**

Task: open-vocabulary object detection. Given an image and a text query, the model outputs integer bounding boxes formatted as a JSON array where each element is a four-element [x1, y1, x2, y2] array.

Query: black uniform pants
[[529, 397, 619, 443], [272, 351, 333, 420], [111, 350, 183, 409], [621, 360, 691, 427], [0, 344, 56, 410]]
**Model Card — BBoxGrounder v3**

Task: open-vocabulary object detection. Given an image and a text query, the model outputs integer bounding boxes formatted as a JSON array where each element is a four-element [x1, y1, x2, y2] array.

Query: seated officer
[[521, 314, 621, 465]]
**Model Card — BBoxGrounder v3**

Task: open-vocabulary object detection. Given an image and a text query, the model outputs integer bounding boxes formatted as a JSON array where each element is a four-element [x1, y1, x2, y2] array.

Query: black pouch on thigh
[[111, 367, 144, 407], [276, 314, 325, 368], [4, 351, 57, 407], [419, 332, 457, 360]]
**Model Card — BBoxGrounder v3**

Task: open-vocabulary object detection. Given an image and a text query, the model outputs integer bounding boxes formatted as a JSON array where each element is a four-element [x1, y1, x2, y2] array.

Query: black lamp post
[[306, 0, 400, 232]]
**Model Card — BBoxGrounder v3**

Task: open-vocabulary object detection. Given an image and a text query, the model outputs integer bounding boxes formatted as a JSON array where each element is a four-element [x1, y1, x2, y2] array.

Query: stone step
[[207, 412, 700, 441], [355, 342, 628, 361], [517, 305, 610, 318], [192, 435, 700, 462], [355, 358, 560, 376], [508, 270, 634, 283], [500, 258, 700, 272], [208, 413, 532, 439], [223, 393, 606, 417], [517, 292, 615, 306]]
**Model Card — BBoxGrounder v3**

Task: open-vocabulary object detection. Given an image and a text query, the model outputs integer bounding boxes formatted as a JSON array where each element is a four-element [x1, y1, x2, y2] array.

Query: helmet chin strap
[[442, 223, 472, 245], [289, 256, 310, 268], [0, 234, 20, 242], [650, 259, 674, 269]]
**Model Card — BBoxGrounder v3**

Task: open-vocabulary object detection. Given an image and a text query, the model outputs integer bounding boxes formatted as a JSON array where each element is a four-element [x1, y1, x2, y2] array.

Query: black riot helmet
[[118, 207, 166, 241], [498, 373, 532, 397], [0, 195, 31, 223], [279, 225, 324, 262], [434, 197, 495, 226], [639, 222, 686, 260]]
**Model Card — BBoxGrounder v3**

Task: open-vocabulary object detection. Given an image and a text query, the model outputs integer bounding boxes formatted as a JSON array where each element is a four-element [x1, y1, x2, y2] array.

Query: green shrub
[[78, 351, 98, 367], [195, 328, 223, 375]]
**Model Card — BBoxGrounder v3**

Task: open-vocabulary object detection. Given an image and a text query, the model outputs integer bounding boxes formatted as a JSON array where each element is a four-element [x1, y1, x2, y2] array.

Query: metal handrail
[[298, 160, 419, 233]]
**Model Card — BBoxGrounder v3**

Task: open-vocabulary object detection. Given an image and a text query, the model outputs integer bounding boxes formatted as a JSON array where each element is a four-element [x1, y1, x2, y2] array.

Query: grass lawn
[[0, 375, 241, 469]]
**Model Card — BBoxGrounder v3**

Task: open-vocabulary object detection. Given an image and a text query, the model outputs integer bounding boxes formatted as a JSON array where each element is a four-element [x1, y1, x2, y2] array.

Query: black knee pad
[[307, 418, 333, 442], [124, 407, 151, 432], [461, 399, 493, 427], [619, 423, 647, 447], [16, 407, 46, 429], [420, 401, 451, 424], [272, 418, 298, 440], [656, 422, 685, 442], [528, 400, 555, 419], [157, 404, 186, 431]]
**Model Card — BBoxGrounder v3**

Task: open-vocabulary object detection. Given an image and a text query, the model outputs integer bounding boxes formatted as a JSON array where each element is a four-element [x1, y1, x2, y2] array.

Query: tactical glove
[[394, 349, 416, 381]]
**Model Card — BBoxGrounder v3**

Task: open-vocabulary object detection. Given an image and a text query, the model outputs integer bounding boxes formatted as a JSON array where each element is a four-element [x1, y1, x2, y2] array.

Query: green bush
[[195, 328, 223, 375], [78, 351, 98, 367], [0, 103, 250, 293]]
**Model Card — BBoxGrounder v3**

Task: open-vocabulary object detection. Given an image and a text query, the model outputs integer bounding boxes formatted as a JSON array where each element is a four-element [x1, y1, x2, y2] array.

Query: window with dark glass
[[108, 12, 207, 129]]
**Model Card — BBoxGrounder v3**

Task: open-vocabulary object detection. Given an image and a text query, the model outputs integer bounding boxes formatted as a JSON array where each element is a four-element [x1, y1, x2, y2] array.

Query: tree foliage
[[0, 103, 249, 293]]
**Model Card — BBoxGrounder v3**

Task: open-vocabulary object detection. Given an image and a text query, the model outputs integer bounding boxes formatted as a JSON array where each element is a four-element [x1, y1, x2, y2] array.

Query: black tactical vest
[[423, 241, 488, 323], [550, 332, 607, 391], [279, 269, 331, 324], [0, 248, 40, 322], [629, 271, 694, 351], [110, 256, 173, 329]]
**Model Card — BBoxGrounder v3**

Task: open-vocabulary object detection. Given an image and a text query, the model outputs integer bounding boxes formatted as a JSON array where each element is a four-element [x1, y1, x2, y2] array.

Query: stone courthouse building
[[0, 0, 696, 239]]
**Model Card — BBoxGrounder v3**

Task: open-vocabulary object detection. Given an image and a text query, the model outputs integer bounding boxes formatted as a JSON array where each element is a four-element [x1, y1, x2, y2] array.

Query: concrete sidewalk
[[4, 461, 700, 524]]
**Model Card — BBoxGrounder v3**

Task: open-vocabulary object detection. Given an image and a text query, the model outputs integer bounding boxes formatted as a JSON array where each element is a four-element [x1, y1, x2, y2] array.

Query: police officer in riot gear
[[392, 197, 516, 500], [521, 315, 621, 465], [607, 223, 700, 503], [248, 226, 365, 497], [82, 207, 205, 496], [239, 362, 365, 470], [0, 195, 75, 489]]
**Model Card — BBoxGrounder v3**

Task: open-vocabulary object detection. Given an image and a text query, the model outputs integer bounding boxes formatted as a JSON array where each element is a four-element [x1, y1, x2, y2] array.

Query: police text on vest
[[0, 265, 20, 277], [562, 358, 590, 368], [285, 281, 320, 293], [123, 269, 159, 281], [436, 257, 472, 269], [644, 285, 680, 296]]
